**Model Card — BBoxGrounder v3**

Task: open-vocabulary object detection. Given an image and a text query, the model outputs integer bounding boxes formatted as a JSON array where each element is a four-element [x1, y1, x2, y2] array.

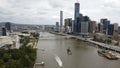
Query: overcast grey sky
[[0, 0, 120, 25]]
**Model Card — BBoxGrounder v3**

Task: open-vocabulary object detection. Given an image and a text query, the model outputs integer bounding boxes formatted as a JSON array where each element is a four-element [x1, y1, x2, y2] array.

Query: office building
[[81, 16, 90, 33], [65, 18, 72, 27], [74, 2, 80, 20], [2, 27, 7, 36], [108, 24, 114, 35], [81, 21, 89, 33], [98, 23, 103, 33], [118, 26, 120, 33], [74, 2, 80, 33], [55, 22, 59, 32], [100, 19, 110, 30], [89, 21, 96, 33], [64, 18, 72, 33], [114, 23, 118, 31], [60, 11, 63, 32], [5, 22, 11, 32], [119, 26, 120, 30], [71, 20, 74, 33]]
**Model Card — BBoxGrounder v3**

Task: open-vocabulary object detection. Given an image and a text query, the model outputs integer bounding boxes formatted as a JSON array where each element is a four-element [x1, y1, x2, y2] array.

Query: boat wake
[[55, 56, 63, 67]]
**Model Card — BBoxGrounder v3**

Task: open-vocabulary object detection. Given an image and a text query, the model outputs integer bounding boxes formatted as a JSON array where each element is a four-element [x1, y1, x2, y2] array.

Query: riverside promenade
[[50, 32, 120, 53]]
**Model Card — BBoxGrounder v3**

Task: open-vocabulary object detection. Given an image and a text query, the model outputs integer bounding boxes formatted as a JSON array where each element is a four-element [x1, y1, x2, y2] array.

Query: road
[[35, 32, 120, 68]]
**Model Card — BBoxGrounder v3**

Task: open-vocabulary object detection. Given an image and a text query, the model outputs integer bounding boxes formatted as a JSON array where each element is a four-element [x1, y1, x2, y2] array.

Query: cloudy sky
[[0, 0, 120, 25]]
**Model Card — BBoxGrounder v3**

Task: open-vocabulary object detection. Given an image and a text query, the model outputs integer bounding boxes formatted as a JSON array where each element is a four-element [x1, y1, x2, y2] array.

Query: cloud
[[0, 0, 119, 25]]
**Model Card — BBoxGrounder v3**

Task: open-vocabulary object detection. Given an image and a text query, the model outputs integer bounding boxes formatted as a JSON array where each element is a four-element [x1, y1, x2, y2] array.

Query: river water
[[36, 32, 120, 68]]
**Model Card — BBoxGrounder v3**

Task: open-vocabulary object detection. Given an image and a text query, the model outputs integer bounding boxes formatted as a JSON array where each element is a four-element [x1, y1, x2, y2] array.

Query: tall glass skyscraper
[[74, 2, 80, 33], [60, 11, 63, 32], [74, 3, 80, 20]]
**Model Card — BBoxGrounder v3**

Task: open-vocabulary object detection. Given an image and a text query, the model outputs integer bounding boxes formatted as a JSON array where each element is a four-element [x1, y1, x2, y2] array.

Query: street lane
[[36, 32, 120, 68]]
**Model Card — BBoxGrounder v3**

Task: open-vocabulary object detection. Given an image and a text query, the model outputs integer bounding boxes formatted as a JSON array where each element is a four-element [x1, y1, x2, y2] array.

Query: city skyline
[[0, 0, 120, 25]]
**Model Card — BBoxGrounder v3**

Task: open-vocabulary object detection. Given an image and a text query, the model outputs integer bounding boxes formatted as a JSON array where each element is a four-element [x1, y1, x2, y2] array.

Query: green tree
[[0, 59, 4, 67], [3, 53, 11, 62]]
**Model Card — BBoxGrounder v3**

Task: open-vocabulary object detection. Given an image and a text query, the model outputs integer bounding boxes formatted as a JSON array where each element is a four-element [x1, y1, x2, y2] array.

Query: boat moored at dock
[[97, 50, 119, 60]]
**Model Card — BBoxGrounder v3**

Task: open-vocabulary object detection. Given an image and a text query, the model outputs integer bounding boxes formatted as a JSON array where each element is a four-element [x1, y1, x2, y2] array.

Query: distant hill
[[0, 22, 33, 27]]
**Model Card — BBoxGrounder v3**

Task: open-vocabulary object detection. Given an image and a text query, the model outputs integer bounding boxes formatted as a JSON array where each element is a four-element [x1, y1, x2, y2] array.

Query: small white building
[[0, 36, 13, 48], [0, 35, 21, 49]]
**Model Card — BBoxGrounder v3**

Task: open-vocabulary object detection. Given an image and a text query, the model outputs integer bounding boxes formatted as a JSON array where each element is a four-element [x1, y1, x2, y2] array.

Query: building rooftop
[[0, 36, 13, 47]]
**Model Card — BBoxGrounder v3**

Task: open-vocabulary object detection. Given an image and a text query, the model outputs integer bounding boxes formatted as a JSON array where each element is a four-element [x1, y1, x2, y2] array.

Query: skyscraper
[[74, 2, 80, 20], [89, 21, 96, 33], [100, 18, 110, 34], [55, 22, 59, 32], [2, 27, 7, 36], [64, 18, 72, 33], [81, 16, 90, 33], [81, 21, 89, 33], [60, 11, 63, 32], [108, 24, 114, 35], [100, 19, 110, 30], [114, 23, 118, 31], [74, 2, 80, 33], [98, 23, 103, 33], [5, 22, 11, 31]]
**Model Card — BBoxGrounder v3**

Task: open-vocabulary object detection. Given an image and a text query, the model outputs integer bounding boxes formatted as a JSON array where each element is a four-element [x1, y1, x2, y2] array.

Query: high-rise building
[[118, 26, 120, 32], [0, 28, 2, 36], [100, 19, 110, 30], [71, 20, 74, 33], [89, 21, 96, 33], [81, 16, 90, 33], [108, 24, 114, 35], [65, 19, 69, 33], [55, 22, 59, 32], [74, 2, 80, 20], [114, 23, 118, 31], [100, 18, 110, 34], [5, 22, 11, 31], [60, 11, 63, 32], [118, 26, 120, 33], [65, 18, 72, 27], [74, 2, 80, 33], [64, 18, 72, 33], [81, 21, 89, 33], [98, 23, 103, 33], [2, 27, 7, 36]]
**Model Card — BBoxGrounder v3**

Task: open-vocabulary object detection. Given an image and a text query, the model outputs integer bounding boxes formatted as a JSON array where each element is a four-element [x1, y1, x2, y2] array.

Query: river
[[36, 32, 120, 68]]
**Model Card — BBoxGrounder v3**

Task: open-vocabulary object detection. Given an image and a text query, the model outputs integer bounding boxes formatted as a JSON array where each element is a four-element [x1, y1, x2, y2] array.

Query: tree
[[0, 49, 5, 58], [3, 53, 11, 62], [5, 59, 16, 68], [20, 55, 33, 67], [0, 59, 4, 67]]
